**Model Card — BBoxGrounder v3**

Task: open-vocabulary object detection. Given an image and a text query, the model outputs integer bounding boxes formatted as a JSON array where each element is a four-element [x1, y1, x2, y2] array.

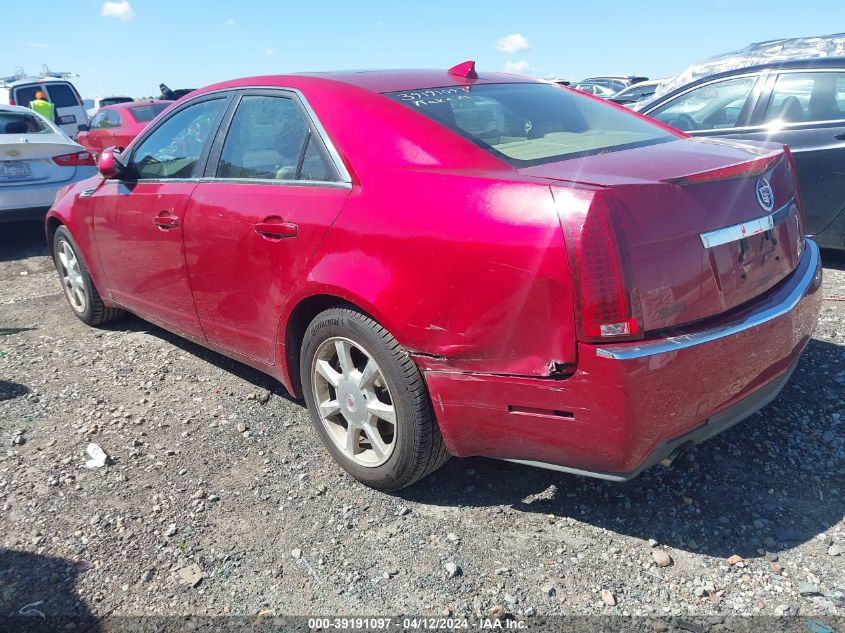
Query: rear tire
[[53, 226, 124, 326], [300, 307, 450, 491]]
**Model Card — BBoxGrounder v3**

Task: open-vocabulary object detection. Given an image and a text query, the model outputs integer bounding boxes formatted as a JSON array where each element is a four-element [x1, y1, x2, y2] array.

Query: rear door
[[738, 69, 845, 239], [183, 89, 352, 365], [91, 94, 229, 337], [43, 82, 87, 138]]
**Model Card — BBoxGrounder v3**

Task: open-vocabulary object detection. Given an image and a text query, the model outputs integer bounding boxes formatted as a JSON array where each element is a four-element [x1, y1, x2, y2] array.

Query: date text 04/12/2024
[[307, 618, 527, 630]]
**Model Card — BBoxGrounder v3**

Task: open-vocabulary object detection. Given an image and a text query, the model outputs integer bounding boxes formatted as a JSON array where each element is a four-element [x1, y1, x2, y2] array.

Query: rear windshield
[[0, 111, 50, 134], [130, 103, 168, 122], [386, 83, 675, 166], [101, 97, 134, 107]]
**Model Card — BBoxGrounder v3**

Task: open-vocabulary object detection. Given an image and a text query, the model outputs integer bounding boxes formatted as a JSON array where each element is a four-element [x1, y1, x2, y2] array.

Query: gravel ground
[[1, 220, 844, 624]]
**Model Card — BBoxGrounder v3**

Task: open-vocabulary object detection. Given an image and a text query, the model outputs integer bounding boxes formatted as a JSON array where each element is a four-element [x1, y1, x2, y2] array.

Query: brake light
[[663, 152, 783, 186], [555, 188, 641, 341], [53, 151, 95, 167], [8, 98, 15, 106]]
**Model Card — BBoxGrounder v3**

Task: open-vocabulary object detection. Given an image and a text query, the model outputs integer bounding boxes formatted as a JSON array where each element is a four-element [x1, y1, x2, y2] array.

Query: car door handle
[[254, 218, 298, 239], [153, 212, 180, 229], [835, 132, 845, 140]]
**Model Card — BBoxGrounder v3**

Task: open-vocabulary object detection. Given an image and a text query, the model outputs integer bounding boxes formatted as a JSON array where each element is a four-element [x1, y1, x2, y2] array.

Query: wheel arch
[[45, 215, 64, 258], [280, 291, 387, 397]]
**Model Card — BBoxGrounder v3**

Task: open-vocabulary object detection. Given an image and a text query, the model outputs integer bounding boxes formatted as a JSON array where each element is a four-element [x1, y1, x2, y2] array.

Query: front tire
[[53, 226, 124, 326], [300, 308, 449, 491]]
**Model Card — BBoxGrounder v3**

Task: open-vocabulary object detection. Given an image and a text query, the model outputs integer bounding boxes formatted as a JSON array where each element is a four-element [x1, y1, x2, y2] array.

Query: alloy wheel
[[57, 241, 87, 314], [311, 337, 397, 467]]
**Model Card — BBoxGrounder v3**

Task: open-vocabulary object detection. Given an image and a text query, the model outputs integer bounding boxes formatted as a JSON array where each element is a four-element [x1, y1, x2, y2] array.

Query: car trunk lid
[[0, 136, 82, 186], [530, 138, 804, 333]]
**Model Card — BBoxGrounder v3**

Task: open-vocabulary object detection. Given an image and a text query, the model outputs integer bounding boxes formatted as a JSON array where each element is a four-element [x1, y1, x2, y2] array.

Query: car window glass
[[649, 76, 757, 131], [0, 111, 50, 134], [298, 136, 334, 181], [130, 98, 224, 180], [89, 111, 108, 129], [217, 95, 314, 180], [130, 103, 168, 123], [45, 84, 78, 108], [765, 72, 845, 124], [101, 97, 133, 107], [95, 110, 121, 128], [389, 83, 674, 166], [14, 86, 40, 108]]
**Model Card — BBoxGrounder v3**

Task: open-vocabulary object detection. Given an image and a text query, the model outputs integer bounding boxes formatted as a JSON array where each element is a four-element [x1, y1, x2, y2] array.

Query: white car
[[0, 105, 97, 223], [83, 95, 134, 119]]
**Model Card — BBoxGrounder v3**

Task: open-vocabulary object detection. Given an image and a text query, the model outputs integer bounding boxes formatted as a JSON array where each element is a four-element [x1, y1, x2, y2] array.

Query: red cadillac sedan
[[76, 100, 171, 158], [46, 63, 822, 491]]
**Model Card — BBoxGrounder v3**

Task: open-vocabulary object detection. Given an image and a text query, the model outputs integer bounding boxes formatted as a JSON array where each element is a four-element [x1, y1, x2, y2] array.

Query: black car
[[640, 55, 845, 251]]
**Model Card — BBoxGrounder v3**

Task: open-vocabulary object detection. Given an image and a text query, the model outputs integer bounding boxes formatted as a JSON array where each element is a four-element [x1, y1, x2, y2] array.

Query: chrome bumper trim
[[699, 198, 794, 248], [596, 239, 820, 361]]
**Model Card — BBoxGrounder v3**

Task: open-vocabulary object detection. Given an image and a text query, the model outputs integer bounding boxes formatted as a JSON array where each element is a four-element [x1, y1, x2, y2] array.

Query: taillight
[[53, 151, 95, 167], [9, 98, 15, 106], [554, 187, 642, 342], [662, 152, 783, 186]]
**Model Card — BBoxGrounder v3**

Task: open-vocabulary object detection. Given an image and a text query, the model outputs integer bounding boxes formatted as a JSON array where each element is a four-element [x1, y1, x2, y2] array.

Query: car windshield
[[0, 111, 51, 134], [130, 103, 169, 122], [386, 83, 674, 166]]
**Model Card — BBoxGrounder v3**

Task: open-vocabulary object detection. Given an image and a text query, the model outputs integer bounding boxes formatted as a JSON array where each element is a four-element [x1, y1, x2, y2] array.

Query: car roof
[[1, 77, 76, 88], [194, 68, 539, 97]]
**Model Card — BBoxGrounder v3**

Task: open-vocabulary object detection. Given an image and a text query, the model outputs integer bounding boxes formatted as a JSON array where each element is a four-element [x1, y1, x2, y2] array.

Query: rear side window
[[217, 95, 336, 182], [765, 72, 845, 124], [386, 83, 674, 166], [648, 76, 757, 132], [13, 85, 41, 108], [44, 83, 79, 108], [0, 111, 50, 134], [129, 103, 168, 122]]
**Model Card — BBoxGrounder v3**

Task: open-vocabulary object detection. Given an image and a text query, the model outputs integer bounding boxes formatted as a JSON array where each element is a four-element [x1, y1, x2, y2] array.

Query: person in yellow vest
[[28, 91, 55, 122]]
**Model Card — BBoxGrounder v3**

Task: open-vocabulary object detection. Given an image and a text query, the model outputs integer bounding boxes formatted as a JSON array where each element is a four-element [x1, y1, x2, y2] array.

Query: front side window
[[387, 83, 675, 166], [217, 95, 335, 181], [649, 76, 757, 132], [764, 72, 845, 124], [129, 98, 224, 179], [0, 111, 50, 134], [93, 110, 121, 128]]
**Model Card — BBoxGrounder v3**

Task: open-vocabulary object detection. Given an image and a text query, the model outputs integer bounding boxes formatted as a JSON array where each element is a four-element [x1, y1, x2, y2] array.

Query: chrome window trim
[[197, 177, 351, 190], [595, 240, 820, 361], [699, 198, 793, 248], [119, 85, 353, 187]]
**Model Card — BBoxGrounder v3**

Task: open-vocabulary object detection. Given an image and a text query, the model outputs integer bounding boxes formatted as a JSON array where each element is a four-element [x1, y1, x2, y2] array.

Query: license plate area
[[0, 161, 32, 180], [59, 114, 77, 124]]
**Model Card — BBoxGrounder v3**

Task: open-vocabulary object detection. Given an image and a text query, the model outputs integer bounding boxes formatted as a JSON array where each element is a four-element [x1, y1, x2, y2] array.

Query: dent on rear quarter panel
[[298, 171, 578, 377]]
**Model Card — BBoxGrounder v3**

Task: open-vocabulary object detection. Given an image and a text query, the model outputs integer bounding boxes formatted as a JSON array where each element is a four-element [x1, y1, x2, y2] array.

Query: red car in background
[[77, 100, 170, 157], [45, 63, 821, 491]]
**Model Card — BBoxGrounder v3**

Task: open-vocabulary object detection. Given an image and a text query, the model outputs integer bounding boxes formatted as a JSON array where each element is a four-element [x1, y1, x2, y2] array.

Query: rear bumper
[[423, 240, 823, 478]]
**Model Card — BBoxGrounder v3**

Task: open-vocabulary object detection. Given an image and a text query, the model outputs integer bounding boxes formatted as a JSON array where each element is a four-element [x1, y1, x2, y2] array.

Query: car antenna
[[448, 60, 478, 79]]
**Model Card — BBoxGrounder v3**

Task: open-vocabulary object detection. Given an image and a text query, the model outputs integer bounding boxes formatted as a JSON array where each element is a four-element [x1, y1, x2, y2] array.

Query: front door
[[183, 91, 351, 364], [92, 95, 228, 337]]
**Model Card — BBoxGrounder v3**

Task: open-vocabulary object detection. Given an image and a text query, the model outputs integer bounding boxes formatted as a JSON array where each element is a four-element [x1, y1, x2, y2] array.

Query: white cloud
[[101, 1, 135, 21], [27, 42, 49, 49], [504, 60, 531, 74], [224, 18, 236, 27], [497, 33, 529, 54], [263, 48, 274, 56]]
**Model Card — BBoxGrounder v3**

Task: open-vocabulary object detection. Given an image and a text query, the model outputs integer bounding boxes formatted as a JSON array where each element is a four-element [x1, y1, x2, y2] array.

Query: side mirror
[[98, 146, 126, 180], [78, 124, 89, 132]]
